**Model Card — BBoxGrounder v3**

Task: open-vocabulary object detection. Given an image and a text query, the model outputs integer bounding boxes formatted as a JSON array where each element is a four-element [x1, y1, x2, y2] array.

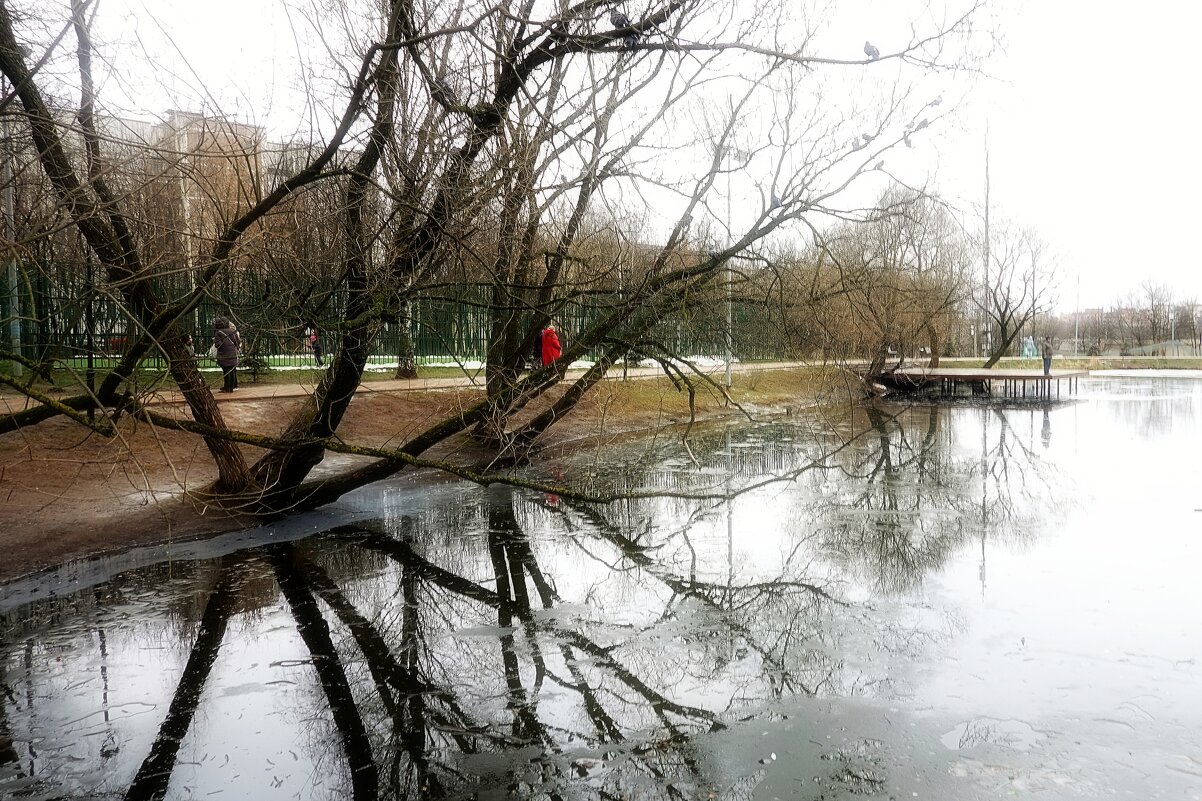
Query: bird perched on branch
[[610, 8, 638, 50], [863, 41, 880, 60]]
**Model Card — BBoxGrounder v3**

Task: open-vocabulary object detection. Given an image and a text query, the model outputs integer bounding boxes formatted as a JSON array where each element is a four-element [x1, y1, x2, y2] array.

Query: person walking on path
[[540, 322, 562, 367], [213, 317, 242, 392], [1041, 335, 1054, 376]]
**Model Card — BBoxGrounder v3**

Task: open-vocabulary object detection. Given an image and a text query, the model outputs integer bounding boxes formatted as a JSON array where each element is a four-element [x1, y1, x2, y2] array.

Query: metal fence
[[1, 265, 786, 373]]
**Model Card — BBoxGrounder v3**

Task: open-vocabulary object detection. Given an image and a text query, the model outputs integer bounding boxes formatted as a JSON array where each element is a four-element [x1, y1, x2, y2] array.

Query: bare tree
[[775, 188, 971, 378], [1141, 280, 1174, 347], [1175, 296, 1199, 353], [978, 224, 1055, 368], [0, 0, 991, 517]]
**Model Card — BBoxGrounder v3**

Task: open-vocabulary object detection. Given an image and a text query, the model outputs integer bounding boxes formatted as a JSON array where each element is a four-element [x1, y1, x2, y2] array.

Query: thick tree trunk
[[0, 10, 254, 492], [981, 326, 1020, 369], [925, 322, 941, 368], [392, 298, 417, 379], [163, 335, 255, 492]]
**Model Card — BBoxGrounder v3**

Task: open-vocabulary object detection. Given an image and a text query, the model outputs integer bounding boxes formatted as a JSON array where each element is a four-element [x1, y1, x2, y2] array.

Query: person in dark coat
[[540, 323, 562, 366], [1041, 335, 1053, 376], [213, 317, 242, 392], [305, 321, 323, 366]]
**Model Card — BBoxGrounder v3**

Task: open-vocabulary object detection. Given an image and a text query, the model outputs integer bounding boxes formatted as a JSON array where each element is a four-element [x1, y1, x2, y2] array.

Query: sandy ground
[[0, 369, 772, 582]]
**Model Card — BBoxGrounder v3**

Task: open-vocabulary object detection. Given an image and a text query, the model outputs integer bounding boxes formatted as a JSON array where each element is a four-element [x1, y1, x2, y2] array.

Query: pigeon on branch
[[863, 41, 880, 60], [610, 8, 638, 50]]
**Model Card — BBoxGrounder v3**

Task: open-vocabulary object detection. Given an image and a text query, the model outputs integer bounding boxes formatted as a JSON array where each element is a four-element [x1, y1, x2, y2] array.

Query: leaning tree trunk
[[0, 7, 255, 492], [981, 326, 1020, 369]]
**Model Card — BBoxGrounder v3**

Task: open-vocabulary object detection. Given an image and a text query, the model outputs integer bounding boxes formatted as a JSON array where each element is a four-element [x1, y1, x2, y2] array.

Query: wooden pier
[[859, 366, 1089, 398]]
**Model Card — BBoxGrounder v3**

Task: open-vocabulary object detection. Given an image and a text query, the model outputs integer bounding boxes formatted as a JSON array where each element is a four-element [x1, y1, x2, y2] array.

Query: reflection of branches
[[487, 495, 554, 752], [819, 404, 969, 594], [508, 532, 717, 799], [818, 401, 1064, 595], [289, 548, 479, 798], [327, 514, 727, 762], [556, 496, 837, 699], [327, 525, 500, 606], [955, 403, 1067, 573], [124, 557, 249, 801], [269, 545, 379, 801], [0, 676, 19, 768], [553, 626, 725, 732]]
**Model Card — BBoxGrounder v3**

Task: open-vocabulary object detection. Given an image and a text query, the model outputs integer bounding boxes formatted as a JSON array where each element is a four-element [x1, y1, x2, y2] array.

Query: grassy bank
[[567, 365, 835, 437], [954, 356, 1202, 371]]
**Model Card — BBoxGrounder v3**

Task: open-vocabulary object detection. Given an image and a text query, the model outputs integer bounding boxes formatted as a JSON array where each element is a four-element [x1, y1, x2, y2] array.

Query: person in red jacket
[[540, 323, 562, 366]]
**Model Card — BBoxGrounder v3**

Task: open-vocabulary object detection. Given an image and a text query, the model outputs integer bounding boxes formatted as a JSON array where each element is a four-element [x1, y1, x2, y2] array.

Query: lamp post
[[724, 155, 734, 391], [721, 143, 751, 391], [619, 249, 628, 381]]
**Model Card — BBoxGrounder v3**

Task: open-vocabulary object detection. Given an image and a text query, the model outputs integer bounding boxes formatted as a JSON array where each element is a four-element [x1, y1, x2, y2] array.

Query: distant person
[[540, 322, 562, 367], [1041, 335, 1053, 376], [182, 334, 195, 358], [213, 317, 242, 392], [305, 321, 323, 366], [531, 327, 542, 367]]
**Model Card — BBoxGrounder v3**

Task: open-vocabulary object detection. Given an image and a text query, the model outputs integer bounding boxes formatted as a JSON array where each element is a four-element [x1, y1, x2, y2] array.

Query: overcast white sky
[[89, 0, 1202, 312], [944, 1, 1202, 310]]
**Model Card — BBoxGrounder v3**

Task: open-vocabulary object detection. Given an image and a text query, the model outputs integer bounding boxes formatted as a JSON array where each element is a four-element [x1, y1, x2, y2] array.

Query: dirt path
[[0, 364, 811, 582]]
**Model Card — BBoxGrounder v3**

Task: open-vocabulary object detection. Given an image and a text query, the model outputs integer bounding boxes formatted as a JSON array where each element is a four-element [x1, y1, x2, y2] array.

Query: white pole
[[724, 153, 733, 390], [982, 122, 990, 361], [620, 251, 628, 380]]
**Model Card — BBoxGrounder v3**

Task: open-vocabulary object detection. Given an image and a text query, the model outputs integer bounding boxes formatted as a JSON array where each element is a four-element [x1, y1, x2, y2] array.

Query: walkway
[[151, 361, 811, 405]]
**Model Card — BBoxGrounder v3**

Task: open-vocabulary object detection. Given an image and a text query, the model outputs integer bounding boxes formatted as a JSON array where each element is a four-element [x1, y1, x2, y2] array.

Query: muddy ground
[[0, 372, 810, 581]]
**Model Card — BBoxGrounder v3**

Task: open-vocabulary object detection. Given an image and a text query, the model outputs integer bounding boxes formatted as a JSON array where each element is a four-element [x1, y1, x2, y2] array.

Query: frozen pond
[[2, 374, 1201, 799]]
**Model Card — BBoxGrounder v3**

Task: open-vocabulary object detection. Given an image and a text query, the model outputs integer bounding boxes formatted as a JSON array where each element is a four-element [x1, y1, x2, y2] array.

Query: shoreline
[[0, 366, 814, 584], [2, 364, 1196, 588]]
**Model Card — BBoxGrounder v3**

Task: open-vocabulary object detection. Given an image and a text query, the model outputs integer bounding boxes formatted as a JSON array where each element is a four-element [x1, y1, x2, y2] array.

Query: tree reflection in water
[[0, 402, 1068, 799], [815, 402, 1063, 596]]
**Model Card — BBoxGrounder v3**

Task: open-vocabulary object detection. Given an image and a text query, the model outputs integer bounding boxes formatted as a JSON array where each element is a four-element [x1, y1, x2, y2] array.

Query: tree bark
[[392, 296, 417, 379]]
